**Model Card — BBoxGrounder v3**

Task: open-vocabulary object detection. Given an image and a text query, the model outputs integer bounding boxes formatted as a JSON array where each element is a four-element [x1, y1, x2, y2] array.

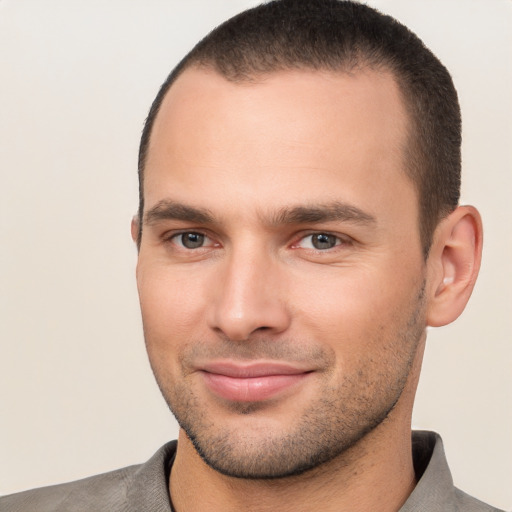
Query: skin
[[133, 67, 482, 512]]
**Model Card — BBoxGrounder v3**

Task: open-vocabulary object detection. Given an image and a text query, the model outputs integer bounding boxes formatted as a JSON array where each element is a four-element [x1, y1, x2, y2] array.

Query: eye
[[172, 232, 210, 249], [296, 233, 342, 250]]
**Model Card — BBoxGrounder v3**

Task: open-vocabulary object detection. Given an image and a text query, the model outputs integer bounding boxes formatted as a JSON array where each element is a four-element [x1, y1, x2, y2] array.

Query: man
[[0, 1, 505, 511]]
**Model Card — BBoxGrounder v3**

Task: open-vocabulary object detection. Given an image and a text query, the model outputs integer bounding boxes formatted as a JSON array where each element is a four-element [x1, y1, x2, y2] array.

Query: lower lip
[[201, 372, 309, 402]]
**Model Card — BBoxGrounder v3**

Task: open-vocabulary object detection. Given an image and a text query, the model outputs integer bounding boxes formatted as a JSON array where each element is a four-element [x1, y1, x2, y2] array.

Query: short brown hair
[[138, 0, 461, 256]]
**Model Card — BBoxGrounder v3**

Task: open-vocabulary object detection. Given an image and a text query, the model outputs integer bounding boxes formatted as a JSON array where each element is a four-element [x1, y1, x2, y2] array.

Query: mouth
[[199, 361, 313, 402]]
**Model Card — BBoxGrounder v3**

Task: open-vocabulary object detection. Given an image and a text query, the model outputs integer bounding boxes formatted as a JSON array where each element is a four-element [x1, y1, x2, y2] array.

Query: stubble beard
[[148, 285, 426, 480]]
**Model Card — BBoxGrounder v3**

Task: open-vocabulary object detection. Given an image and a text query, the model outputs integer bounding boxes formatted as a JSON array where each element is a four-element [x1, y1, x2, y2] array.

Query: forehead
[[144, 66, 415, 221], [149, 66, 410, 158]]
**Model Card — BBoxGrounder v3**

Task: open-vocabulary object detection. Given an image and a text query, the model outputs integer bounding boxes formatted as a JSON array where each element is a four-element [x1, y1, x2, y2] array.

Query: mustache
[[178, 338, 335, 368]]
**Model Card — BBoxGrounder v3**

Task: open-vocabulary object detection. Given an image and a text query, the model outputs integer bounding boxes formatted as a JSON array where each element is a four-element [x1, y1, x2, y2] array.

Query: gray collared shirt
[[0, 431, 504, 511]]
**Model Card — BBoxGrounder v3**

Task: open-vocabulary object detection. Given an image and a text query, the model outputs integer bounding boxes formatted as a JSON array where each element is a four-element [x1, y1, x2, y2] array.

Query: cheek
[[289, 263, 422, 352], [137, 263, 210, 350]]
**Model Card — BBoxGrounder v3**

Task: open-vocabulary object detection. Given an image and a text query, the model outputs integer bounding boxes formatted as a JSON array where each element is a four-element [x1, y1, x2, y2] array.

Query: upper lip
[[200, 361, 311, 378]]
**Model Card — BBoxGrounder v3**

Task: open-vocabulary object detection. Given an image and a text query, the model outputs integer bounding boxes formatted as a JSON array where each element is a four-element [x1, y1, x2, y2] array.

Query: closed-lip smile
[[198, 361, 313, 402]]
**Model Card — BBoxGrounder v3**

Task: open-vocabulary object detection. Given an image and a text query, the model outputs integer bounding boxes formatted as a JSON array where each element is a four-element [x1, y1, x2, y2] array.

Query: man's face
[[136, 67, 427, 478]]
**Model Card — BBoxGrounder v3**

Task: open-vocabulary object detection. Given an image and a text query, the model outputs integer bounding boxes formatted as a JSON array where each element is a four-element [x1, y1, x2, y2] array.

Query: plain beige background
[[1, 0, 511, 509]]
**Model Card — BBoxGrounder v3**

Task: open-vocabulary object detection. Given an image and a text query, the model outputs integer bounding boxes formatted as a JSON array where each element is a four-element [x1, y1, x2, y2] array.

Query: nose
[[207, 246, 291, 341]]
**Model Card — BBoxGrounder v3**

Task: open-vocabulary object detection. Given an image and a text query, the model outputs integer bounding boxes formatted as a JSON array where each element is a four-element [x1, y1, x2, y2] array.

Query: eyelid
[[164, 229, 219, 249], [160, 228, 352, 251], [291, 231, 351, 250]]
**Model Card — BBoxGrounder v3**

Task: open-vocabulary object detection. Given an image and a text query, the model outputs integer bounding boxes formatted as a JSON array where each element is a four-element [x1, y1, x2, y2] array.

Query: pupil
[[182, 233, 204, 249], [312, 233, 336, 250]]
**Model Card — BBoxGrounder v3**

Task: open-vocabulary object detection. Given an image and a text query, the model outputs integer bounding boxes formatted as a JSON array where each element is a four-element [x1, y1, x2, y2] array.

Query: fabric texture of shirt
[[0, 431, 504, 512]]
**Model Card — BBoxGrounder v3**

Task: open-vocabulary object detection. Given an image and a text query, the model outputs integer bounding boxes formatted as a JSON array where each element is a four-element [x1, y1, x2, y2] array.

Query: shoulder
[[0, 441, 177, 512], [454, 487, 507, 512], [0, 464, 139, 512]]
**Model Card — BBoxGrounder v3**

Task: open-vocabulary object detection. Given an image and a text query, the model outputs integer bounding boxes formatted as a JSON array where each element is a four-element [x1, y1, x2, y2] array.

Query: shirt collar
[[127, 440, 176, 512], [399, 431, 458, 511]]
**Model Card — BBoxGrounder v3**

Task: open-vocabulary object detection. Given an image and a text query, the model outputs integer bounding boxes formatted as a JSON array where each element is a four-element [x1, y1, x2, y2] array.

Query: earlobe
[[131, 215, 139, 244], [426, 206, 483, 327]]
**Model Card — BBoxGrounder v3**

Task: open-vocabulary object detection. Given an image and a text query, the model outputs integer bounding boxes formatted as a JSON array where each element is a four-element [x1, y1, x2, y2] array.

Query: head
[[138, 0, 462, 257], [133, 0, 482, 480]]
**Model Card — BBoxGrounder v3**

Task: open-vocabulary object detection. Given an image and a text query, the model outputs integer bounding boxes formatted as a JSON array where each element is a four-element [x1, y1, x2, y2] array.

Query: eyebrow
[[144, 200, 214, 225], [144, 199, 376, 227], [269, 202, 376, 226]]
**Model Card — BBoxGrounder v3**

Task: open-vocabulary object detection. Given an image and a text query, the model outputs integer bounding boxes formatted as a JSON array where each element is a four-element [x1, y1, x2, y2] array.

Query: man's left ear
[[426, 205, 483, 327]]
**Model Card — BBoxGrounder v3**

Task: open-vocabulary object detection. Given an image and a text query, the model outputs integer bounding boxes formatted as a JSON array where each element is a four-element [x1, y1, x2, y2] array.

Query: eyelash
[[165, 230, 350, 252], [291, 232, 348, 251], [167, 231, 218, 250]]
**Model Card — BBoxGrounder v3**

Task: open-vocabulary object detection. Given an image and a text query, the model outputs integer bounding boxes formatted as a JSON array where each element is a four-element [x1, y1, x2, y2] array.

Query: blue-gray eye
[[295, 233, 341, 250], [179, 232, 205, 249], [311, 233, 338, 250]]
